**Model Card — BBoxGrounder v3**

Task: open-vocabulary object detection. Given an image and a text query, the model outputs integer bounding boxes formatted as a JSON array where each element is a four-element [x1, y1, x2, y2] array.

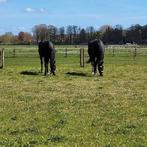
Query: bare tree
[[99, 25, 112, 34], [86, 26, 95, 41], [72, 25, 79, 44], [126, 24, 142, 44], [0, 32, 14, 44], [112, 25, 123, 44], [48, 25, 58, 43], [59, 27, 65, 43], [66, 25, 73, 44], [142, 25, 147, 44], [80, 28, 87, 43], [32, 24, 49, 43]]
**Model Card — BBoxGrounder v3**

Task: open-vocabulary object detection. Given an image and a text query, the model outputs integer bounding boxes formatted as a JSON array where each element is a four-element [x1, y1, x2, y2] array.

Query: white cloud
[[25, 7, 35, 13], [39, 8, 46, 13], [0, 0, 7, 3], [17, 26, 26, 31], [24, 7, 47, 13]]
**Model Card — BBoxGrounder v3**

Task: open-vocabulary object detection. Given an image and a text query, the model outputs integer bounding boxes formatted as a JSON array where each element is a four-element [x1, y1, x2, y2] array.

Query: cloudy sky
[[0, 0, 147, 34]]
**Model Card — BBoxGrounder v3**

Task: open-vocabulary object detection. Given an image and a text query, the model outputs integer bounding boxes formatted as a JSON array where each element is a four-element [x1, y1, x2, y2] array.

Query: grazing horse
[[38, 40, 56, 76], [87, 39, 105, 76]]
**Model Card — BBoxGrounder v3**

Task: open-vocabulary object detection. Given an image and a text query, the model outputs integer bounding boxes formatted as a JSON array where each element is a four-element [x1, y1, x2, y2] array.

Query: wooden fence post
[[13, 48, 16, 58], [0, 48, 4, 68], [113, 47, 115, 57], [80, 48, 85, 67], [133, 46, 137, 60], [65, 48, 67, 57]]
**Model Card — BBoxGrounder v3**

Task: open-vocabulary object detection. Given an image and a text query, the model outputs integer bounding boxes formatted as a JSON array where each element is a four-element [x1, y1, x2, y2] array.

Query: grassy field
[[0, 45, 147, 146]]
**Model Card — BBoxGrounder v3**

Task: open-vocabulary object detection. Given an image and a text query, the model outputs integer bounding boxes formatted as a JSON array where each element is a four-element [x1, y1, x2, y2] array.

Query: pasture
[[0, 45, 147, 146]]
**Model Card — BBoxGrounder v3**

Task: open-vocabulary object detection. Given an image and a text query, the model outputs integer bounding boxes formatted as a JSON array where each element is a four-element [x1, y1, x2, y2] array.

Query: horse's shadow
[[20, 71, 90, 77], [66, 72, 88, 77], [20, 70, 39, 76]]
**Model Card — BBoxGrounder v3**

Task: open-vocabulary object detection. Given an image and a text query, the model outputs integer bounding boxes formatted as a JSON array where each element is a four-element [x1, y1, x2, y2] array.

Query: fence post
[[13, 48, 16, 58], [133, 46, 137, 60], [0, 48, 4, 68], [80, 48, 85, 67], [113, 47, 115, 57], [64, 48, 67, 57]]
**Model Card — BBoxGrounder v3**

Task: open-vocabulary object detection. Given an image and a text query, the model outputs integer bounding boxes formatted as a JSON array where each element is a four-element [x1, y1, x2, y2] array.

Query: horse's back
[[38, 41, 54, 58], [87, 39, 105, 64]]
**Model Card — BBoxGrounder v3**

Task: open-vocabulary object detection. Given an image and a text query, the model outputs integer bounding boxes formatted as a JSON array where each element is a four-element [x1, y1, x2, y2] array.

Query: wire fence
[[0, 45, 147, 65]]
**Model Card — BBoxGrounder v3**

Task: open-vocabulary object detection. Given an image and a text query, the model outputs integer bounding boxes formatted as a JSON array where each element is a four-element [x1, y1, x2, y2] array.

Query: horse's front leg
[[44, 58, 49, 76], [40, 56, 43, 73], [98, 60, 104, 76], [91, 62, 94, 75], [91, 58, 97, 75]]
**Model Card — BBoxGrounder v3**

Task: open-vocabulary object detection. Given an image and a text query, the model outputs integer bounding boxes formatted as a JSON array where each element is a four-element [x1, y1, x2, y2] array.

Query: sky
[[0, 0, 147, 35]]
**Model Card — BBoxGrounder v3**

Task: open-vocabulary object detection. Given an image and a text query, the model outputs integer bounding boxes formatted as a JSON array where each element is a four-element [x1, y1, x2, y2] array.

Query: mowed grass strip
[[0, 52, 147, 146]]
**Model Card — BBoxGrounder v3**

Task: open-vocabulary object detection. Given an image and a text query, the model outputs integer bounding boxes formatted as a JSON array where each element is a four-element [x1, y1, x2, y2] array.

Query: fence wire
[[1, 45, 147, 65]]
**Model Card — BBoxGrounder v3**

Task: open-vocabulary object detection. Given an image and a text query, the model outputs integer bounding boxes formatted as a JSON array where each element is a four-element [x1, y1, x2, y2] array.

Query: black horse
[[38, 40, 56, 76], [87, 39, 105, 76]]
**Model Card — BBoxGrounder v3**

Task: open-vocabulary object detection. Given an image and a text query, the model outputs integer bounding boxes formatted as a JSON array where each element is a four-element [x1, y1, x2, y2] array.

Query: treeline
[[0, 24, 147, 45]]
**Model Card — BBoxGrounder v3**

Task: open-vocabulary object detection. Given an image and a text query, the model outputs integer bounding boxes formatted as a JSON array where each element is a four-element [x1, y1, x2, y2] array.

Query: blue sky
[[0, 0, 147, 34]]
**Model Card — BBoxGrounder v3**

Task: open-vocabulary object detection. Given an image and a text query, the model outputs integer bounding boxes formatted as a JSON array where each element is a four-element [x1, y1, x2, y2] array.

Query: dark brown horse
[[38, 40, 56, 76], [87, 39, 105, 76]]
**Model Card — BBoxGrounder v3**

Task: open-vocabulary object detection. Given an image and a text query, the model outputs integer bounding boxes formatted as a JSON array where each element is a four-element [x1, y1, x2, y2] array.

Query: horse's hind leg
[[50, 51, 56, 75], [93, 58, 98, 75], [94, 62, 97, 75], [50, 59, 56, 75], [98, 61, 104, 76], [91, 62, 94, 75], [40, 56, 43, 73]]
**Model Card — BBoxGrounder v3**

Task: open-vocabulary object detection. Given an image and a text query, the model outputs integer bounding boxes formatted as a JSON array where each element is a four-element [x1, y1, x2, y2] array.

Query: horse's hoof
[[52, 72, 56, 76]]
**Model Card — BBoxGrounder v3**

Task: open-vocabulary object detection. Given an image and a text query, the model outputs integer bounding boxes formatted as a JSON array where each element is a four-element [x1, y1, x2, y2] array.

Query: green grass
[[0, 46, 147, 146]]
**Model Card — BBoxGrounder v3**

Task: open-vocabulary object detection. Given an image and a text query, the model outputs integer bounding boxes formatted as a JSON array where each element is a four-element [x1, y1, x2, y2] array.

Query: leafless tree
[[59, 27, 65, 43], [66, 25, 73, 44], [32, 24, 49, 43], [48, 25, 58, 43]]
